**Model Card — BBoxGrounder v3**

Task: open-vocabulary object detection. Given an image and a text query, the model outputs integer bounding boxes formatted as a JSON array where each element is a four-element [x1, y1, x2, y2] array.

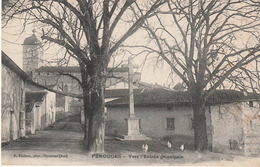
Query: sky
[[1, 16, 174, 87], [3, 1, 258, 90]]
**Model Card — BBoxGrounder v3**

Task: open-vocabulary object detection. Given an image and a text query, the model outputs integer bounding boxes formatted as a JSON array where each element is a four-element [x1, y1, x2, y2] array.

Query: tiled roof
[[2, 52, 83, 99], [107, 67, 129, 73], [36, 66, 80, 73], [106, 89, 260, 107], [137, 82, 171, 90], [36, 66, 130, 73], [2, 51, 32, 81], [105, 89, 144, 98], [25, 91, 47, 103], [206, 90, 260, 104]]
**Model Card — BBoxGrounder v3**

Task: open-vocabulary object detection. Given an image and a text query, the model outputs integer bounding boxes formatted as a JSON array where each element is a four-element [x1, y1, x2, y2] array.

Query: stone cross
[[128, 57, 135, 117]]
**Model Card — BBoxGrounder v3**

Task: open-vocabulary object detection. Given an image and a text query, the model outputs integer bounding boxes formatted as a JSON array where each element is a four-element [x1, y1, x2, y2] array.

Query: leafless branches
[[138, 0, 260, 99]]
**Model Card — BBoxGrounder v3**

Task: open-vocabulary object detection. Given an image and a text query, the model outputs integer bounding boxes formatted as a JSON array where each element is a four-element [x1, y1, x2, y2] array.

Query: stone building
[[106, 88, 260, 156], [22, 33, 146, 115], [2, 52, 27, 142], [23, 32, 43, 75], [2, 51, 56, 143], [25, 89, 56, 134]]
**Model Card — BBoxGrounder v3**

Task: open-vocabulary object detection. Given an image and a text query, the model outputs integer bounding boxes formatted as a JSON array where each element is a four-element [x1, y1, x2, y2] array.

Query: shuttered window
[[166, 118, 175, 130]]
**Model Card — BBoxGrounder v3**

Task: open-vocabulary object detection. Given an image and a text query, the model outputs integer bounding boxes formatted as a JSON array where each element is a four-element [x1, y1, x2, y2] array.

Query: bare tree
[[3, 0, 166, 153], [138, 0, 260, 151]]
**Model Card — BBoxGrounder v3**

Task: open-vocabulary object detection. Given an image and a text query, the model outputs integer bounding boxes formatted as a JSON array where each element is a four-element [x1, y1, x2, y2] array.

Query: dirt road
[[2, 115, 260, 166]]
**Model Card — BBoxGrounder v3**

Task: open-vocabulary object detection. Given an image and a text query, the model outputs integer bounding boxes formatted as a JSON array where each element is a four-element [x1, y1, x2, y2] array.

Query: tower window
[[64, 84, 68, 92]]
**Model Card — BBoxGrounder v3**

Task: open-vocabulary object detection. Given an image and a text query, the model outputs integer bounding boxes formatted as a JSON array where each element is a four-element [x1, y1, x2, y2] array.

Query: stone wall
[[242, 101, 260, 156], [33, 70, 139, 95], [210, 103, 244, 154], [34, 72, 82, 94], [210, 101, 260, 156], [106, 105, 197, 138], [38, 91, 56, 129], [45, 91, 56, 124], [23, 44, 43, 74], [2, 65, 26, 142], [34, 102, 42, 131]]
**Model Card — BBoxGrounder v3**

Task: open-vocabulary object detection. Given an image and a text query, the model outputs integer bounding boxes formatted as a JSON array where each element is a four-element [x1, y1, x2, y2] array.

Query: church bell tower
[[22, 30, 43, 75]]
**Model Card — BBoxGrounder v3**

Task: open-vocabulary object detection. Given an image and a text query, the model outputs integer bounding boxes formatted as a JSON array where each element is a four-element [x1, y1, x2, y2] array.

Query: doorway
[[9, 111, 15, 140]]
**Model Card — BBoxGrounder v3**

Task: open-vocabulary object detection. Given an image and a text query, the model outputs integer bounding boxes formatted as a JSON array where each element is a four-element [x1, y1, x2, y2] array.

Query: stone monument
[[121, 58, 150, 140]]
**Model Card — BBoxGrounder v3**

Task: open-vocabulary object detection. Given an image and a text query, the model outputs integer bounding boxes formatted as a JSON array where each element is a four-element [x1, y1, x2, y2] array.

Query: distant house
[[106, 88, 260, 156], [25, 90, 56, 134], [25, 91, 47, 135], [25, 82, 57, 129], [1, 52, 57, 143]]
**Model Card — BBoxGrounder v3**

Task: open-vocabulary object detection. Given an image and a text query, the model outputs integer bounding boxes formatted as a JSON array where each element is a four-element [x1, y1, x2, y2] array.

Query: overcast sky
[[2, 17, 175, 87]]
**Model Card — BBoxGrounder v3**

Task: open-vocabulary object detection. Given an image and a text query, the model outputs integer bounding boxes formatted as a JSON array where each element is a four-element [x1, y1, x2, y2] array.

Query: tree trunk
[[80, 63, 91, 150], [82, 87, 90, 149], [87, 69, 106, 153], [192, 103, 208, 151]]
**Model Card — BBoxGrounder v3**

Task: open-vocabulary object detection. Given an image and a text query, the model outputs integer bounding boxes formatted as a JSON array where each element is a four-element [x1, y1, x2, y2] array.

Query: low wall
[[244, 131, 260, 156]]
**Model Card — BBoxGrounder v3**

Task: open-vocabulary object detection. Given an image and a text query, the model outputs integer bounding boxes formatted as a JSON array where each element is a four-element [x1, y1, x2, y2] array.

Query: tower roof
[[23, 34, 41, 45]]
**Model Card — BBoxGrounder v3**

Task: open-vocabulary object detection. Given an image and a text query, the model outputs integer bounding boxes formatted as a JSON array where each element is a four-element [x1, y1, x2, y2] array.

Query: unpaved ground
[[2, 115, 260, 166]]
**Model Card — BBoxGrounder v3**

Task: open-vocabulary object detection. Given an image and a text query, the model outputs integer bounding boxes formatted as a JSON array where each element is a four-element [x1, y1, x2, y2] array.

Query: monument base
[[117, 117, 151, 140], [19, 129, 25, 137], [119, 134, 151, 140]]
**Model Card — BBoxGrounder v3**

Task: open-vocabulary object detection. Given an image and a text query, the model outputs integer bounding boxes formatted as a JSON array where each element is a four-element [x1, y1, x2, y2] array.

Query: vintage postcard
[[1, 0, 260, 166]]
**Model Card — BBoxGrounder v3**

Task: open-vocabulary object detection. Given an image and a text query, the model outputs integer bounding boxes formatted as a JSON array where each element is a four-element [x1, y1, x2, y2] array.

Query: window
[[249, 101, 253, 107], [64, 84, 68, 92], [229, 139, 239, 150], [167, 104, 174, 110], [190, 117, 194, 129], [166, 118, 175, 130], [28, 49, 33, 57], [20, 88, 24, 104], [19, 112, 24, 129]]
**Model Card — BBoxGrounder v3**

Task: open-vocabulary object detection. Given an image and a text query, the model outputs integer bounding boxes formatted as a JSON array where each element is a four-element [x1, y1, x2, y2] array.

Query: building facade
[[22, 33, 145, 114], [2, 52, 26, 142], [106, 89, 260, 156], [2, 51, 57, 143], [23, 33, 43, 75]]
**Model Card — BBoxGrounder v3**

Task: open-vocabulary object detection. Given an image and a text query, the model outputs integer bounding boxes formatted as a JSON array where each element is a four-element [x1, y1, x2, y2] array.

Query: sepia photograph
[[1, 0, 260, 166]]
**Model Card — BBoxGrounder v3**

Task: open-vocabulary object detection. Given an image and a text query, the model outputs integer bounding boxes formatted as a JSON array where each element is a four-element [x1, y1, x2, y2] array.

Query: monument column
[[128, 57, 135, 118], [122, 58, 149, 140]]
